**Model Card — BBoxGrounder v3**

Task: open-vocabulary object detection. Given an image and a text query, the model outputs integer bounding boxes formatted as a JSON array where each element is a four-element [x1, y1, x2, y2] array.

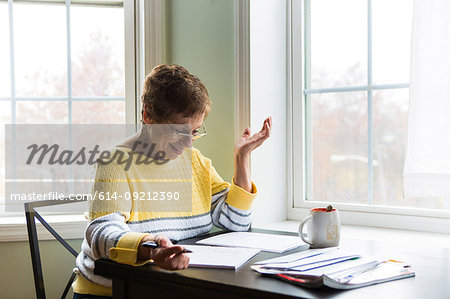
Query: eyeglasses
[[164, 119, 207, 140]]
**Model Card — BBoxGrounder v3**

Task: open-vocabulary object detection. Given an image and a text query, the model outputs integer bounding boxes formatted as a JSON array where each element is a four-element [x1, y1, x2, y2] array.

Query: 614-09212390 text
[[92, 191, 180, 201]]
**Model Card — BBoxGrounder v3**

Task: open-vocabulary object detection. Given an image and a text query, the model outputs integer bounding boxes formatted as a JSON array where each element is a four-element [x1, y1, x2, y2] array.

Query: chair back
[[25, 196, 87, 299]]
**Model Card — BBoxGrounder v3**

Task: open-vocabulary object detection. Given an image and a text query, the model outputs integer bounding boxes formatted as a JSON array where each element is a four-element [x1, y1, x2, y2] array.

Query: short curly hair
[[141, 64, 211, 123]]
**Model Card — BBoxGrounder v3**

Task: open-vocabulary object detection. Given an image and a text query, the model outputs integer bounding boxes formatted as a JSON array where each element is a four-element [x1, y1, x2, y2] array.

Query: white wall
[[250, 0, 287, 225]]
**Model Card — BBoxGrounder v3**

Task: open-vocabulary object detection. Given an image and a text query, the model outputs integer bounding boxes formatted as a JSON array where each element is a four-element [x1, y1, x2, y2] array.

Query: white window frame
[[2, 0, 131, 206], [0, 0, 165, 241], [287, 0, 450, 233]]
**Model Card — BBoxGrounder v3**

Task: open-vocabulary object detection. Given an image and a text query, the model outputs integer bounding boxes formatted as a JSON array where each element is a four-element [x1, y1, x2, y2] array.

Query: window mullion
[[66, 0, 72, 124], [304, 0, 313, 202], [8, 0, 16, 123], [305, 85, 367, 95], [65, 0, 74, 194], [8, 0, 17, 202], [367, 0, 374, 205]]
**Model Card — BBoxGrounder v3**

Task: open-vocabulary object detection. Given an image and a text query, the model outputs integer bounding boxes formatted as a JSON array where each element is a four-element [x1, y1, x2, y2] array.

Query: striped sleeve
[[86, 213, 140, 259], [210, 180, 257, 231], [208, 158, 258, 231], [85, 212, 153, 266]]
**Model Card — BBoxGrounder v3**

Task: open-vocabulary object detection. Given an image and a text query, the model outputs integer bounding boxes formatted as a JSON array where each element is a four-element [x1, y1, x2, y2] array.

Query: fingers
[[161, 253, 190, 270], [152, 235, 190, 270], [154, 246, 190, 270], [264, 122, 271, 138], [259, 117, 272, 138], [154, 234, 173, 248], [265, 116, 272, 133], [244, 116, 271, 139], [265, 116, 272, 136], [249, 117, 272, 148], [257, 117, 272, 140], [157, 245, 185, 260], [235, 117, 272, 155], [242, 127, 251, 138], [261, 116, 272, 132]]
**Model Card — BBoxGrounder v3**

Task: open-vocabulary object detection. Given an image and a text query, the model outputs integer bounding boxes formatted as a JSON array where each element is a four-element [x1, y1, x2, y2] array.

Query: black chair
[[25, 196, 87, 299]]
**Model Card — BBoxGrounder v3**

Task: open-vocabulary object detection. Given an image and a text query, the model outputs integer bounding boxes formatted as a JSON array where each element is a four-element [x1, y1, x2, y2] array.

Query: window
[[0, 0, 135, 214], [293, 0, 450, 215]]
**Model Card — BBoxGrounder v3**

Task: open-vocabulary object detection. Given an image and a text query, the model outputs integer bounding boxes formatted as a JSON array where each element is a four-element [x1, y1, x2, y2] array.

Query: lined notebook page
[[196, 232, 306, 253]]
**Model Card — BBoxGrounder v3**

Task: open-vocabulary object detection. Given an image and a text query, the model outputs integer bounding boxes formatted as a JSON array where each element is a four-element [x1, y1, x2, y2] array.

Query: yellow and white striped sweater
[[72, 147, 257, 296]]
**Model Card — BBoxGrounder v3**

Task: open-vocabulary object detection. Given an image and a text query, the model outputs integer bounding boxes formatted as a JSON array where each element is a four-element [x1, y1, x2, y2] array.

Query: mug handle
[[298, 215, 313, 245]]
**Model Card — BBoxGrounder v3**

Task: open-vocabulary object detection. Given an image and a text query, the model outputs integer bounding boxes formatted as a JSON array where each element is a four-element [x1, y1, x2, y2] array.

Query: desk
[[94, 229, 450, 299]]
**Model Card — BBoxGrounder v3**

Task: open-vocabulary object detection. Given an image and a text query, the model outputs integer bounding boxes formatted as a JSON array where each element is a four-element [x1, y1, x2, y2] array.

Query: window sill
[[3, 215, 449, 249], [287, 206, 450, 234], [252, 221, 450, 249], [0, 214, 87, 242]]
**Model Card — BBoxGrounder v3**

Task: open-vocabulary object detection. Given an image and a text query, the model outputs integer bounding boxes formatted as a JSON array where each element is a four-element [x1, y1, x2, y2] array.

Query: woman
[[72, 64, 272, 298]]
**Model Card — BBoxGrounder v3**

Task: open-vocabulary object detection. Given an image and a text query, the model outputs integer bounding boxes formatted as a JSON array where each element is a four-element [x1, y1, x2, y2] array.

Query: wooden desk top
[[95, 228, 450, 299]]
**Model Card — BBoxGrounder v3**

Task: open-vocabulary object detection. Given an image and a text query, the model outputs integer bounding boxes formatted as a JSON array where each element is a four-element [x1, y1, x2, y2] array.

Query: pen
[[142, 241, 193, 253]]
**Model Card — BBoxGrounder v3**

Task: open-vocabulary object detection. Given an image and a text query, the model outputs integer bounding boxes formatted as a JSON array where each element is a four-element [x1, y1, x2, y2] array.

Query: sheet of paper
[[289, 255, 361, 271], [255, 248, 332, 265], [184, 245, 260, 269], [251, 256, 379, 278], [340, 261, 413, 285], [301, 256, 380, 277], [196, 232, 306, 253], [261, 250, 361, 270]]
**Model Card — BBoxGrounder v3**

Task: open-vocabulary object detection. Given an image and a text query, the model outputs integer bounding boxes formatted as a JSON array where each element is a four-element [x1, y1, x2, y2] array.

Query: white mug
[[298, 207, 340, 248]]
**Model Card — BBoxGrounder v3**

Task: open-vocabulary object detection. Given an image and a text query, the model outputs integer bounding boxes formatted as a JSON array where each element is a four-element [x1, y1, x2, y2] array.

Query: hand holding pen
[[143, 241, 193, 253], [138, 234, 191, 270]]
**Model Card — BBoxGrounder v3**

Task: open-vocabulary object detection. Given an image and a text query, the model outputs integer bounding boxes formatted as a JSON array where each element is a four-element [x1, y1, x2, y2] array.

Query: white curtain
[[403, 0, 450, 199]]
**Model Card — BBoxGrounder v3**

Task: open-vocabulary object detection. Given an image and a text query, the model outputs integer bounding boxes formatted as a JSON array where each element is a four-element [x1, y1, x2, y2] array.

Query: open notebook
[[185, 245, 260, 269]]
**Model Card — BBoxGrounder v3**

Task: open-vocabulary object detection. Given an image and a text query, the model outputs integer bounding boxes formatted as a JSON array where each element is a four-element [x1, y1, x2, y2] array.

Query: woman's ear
[[142, 108, 152, 124]]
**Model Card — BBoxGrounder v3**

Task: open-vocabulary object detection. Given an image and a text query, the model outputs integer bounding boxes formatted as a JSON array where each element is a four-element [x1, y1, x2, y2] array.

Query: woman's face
[[144, 112, 205, 160]]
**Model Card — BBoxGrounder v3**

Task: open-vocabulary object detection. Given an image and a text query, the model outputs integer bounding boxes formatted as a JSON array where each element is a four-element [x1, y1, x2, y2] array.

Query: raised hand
[[234, 116, 272, 156]]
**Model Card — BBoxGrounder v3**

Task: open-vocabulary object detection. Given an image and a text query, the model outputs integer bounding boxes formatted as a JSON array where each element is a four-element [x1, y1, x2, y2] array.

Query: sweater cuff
[[109, 232, 152, 266], [225, 180, 258, 211]]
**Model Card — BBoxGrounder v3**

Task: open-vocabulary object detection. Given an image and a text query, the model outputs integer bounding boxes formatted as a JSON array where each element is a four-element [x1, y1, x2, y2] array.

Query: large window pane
[[14, 3, 67, 97], [2, 2, 128, 216], [72, 100, 125, 124], [310, 0, 367, 89], [310, 92, 368, 203], [71, 5, 125, 97], [0, 3, 10, 97], [373, 89, 407, 205], [373, 89, 443, 209], [16, 101, 68, 124], [372, 0, 413, 85]]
